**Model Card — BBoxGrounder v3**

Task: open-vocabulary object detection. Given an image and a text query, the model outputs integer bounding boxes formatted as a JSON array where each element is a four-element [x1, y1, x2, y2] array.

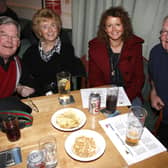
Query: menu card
[[99, 113, 167, 165], [80, 87, 131, 108]]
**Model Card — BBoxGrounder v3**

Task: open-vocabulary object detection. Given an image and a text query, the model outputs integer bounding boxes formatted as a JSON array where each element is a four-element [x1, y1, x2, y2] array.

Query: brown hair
[[97, 6, 133, 44], [32, 8, 62, 39]]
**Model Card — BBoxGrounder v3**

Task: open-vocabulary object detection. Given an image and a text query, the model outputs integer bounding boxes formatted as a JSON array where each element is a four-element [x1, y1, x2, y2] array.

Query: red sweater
[[0, 56, 21, 98], [88, 35, 145, 101]]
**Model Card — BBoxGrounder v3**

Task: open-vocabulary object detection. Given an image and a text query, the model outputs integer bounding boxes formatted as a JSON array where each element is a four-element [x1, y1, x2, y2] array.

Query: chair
[[80, 55, 89, 88], [71, 55, 88, 90], [17, 38, 31, 59], [152, 110, 163, 136]]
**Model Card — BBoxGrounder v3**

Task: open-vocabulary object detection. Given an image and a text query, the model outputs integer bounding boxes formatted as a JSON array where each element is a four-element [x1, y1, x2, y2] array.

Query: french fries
[[56, 111, 80, 129]]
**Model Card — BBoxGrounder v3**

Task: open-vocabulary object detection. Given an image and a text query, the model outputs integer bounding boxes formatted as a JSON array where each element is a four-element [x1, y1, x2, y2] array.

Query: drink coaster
[[58, 95, 75, 105], [100, 108, 120, 118]]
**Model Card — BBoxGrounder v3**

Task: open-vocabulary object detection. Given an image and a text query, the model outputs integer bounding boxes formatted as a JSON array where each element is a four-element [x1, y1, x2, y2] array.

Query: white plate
[[64, 129, 106, 161], [51, 108, 86, 131]]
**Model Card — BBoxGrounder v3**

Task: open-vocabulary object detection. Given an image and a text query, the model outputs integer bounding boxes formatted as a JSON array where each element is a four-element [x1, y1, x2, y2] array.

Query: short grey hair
[[0, 16, 21, 38]]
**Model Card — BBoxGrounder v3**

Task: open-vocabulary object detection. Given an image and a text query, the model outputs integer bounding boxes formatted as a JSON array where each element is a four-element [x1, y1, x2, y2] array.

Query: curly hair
[[97, 6, 133, 44], [32, 8, 62, 39]]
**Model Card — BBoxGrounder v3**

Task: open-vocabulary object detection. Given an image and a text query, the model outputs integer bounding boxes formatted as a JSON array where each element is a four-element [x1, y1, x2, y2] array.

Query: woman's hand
[[16, 85, 35, 97]]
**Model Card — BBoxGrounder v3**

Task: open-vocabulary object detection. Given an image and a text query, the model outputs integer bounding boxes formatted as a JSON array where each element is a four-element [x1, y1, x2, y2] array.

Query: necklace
[[110, 52, 120, 77]]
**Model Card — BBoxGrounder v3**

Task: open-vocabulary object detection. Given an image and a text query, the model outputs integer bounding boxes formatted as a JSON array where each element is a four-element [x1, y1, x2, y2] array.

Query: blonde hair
[[32, 8, 62, 39]]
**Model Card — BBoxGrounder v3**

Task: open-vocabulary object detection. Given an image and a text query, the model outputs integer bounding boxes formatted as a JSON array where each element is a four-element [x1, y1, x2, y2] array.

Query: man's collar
[[0, 55, 15, 71]]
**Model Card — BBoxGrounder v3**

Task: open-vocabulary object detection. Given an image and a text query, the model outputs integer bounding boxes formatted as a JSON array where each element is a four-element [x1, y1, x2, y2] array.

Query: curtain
[[72, 0, 168, 59]]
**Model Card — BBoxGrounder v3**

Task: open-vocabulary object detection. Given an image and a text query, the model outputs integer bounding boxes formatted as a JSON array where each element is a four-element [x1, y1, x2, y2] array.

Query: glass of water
[[39, 135, 57, 168]]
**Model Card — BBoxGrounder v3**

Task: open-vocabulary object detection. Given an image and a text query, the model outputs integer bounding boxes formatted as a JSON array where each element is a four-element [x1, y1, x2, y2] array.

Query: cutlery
[[26, 97, 39, 112]]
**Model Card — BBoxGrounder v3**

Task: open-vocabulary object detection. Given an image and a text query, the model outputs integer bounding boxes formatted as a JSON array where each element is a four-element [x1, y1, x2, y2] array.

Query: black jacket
[[20, 41, 86, 96]]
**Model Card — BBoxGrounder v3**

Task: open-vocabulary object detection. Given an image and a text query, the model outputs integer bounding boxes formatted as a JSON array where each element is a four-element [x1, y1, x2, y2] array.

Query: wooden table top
[[0, 90, 168, 168]]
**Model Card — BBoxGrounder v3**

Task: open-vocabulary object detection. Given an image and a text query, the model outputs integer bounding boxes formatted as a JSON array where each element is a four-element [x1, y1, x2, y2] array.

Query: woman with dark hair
[[88, 6, 145, 105]]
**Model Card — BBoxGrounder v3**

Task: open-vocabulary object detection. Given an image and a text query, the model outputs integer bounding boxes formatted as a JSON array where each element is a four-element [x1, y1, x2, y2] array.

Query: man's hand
[[150, 88, 164, 111]]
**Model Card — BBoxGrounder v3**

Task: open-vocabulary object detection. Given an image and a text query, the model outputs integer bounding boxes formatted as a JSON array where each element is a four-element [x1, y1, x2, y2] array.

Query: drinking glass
[[2, 115, 21, 142], [39, 136, 57, 168], [56, 71, 71, 96], [125, 106, 147, 146], [106, 87, 119, 113]]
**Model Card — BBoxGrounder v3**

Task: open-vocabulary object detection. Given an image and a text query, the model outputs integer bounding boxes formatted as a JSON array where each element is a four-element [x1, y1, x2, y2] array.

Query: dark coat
[[88, 34, 145, 101], [20, 41, 86, 96]]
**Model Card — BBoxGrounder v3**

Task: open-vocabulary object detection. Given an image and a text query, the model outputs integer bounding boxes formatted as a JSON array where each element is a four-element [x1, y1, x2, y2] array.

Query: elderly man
[[0, 16, 34, 98], [149, 16, 168, 148]]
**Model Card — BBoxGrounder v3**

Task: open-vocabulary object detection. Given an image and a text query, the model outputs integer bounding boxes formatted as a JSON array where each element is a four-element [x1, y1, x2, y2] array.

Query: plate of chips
[[51, 108, 86, 131]]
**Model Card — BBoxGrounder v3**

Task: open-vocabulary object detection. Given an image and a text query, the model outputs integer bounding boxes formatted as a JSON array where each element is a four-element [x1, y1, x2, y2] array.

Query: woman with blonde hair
[[20, 8, 85, 96]]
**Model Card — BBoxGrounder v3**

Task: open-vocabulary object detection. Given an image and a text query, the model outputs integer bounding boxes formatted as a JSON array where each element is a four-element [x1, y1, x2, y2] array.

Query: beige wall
[[7, 0, 72, 29]]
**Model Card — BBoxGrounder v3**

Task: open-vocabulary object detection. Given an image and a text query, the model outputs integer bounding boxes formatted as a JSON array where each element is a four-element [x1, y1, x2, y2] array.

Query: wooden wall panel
[[7, 0, 72, 28]]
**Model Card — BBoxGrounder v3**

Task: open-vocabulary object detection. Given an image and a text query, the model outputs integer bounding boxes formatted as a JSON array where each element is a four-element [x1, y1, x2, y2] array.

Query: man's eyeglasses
[[160, 30, 168, 35], [0, 32, 19, 42], [26, 98, 39, 112]]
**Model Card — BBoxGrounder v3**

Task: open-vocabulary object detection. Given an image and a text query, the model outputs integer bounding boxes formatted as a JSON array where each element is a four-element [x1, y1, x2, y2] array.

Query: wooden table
[[0, 90, 168, 168]]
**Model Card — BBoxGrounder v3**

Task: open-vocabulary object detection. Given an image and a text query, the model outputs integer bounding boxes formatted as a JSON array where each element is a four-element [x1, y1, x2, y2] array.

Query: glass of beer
[[105, 87, 119, 113], [2, 115, 21, 142], [125, 106, 147, 146]]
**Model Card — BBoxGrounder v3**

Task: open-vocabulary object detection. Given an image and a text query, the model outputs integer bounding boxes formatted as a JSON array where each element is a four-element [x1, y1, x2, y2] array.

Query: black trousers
[[157, 122, 168, 149]]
